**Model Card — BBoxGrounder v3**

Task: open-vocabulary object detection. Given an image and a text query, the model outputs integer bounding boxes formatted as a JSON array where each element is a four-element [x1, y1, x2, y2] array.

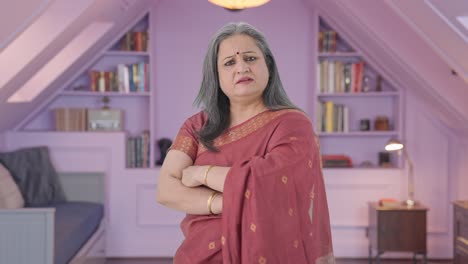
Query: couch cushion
[[0, 146, 67, 206], [0, 162, 24, 208], [52, 201, 104, 264]]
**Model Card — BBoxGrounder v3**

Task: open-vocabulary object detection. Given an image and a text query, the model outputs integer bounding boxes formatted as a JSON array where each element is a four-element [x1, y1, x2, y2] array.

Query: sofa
[[0, 146, 105, 264]]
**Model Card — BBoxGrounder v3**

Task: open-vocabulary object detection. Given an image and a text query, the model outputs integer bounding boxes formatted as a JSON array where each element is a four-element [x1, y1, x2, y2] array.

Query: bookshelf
[[315, 17, 402, 169], [19, 13, 153, 169]]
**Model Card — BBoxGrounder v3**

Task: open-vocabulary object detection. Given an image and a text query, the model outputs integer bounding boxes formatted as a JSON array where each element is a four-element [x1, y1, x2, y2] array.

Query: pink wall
[[152, 0, 314, 138]]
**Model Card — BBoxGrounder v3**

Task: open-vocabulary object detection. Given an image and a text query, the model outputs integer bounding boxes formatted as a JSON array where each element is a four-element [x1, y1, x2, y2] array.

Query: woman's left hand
[[181, 166, 204, 187]]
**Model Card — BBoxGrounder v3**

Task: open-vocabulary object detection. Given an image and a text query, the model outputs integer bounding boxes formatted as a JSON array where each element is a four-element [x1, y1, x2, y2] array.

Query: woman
[[157, 22, 334, 264]]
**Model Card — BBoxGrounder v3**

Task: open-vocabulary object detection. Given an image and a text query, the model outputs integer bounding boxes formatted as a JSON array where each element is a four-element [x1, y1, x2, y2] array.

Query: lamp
[[208, 0, 270, 10], [384, 138, 415, 207]]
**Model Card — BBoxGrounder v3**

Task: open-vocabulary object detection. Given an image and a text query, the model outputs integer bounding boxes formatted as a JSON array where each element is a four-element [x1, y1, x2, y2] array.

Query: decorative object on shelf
[[71, 85, 87, 91], [362, 75, 370, 92], [156, 138, 172, 166], [87, 96, 123, 131], [208, 0, 270, 10], [375, 75, 383, 92], [358, 160, 374, 168], [378, 198, 400, 208], [101, 96, 110, 109], [359, 119, 370, 131], [374, 115, 389, 131], [87, 109, 123, 131], [378, 152, 391, 167], [385, 138, 416, 207], [321, 155, 352, 168]]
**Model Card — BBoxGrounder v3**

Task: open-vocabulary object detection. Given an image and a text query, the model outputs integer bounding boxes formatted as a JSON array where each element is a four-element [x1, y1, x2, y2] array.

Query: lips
[[236, 77, 254, 84]]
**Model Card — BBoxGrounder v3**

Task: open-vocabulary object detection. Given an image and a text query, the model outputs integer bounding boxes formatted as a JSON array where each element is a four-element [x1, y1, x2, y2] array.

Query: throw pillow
[[0, 162, 25, 208], [0, 146, 67, 207]]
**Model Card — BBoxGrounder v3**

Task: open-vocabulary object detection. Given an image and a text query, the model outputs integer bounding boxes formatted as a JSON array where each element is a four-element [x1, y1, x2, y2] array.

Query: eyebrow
[[222, 51, 256, 61]]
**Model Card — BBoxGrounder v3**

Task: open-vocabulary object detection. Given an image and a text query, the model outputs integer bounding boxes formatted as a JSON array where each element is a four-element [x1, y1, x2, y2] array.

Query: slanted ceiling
[[0, 0, 153, 132], [308, 0, 468, 135], [0, 0, 467, 134]]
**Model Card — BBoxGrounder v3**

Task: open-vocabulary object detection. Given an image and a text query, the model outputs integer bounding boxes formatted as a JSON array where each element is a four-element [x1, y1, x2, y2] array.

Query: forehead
[[218, 34, 261, 56]]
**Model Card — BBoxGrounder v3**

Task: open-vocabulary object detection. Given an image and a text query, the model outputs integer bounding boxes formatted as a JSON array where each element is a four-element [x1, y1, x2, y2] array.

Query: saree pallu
[[170, 109, 334, 264]]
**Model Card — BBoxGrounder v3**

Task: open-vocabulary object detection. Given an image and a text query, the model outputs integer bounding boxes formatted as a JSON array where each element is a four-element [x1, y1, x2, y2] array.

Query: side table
[[367, 202, 428, 264]]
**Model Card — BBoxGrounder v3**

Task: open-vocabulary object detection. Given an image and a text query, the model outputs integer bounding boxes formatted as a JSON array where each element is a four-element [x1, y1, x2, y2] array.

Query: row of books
[[118, 31, 149, 52], [126, 131, 150, 168], [316, 101, 349, 133], [89, 62, 149, 93], [317, 60, 364, 94], [318, 30, 337, 52]]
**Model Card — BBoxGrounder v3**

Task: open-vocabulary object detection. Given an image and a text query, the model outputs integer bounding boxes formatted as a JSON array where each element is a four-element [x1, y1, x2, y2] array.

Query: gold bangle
[[207, 191, 217, 215], [203, 165, 214, 186]]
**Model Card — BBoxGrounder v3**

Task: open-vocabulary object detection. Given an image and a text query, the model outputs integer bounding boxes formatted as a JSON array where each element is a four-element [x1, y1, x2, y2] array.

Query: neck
[[229, 101, 268, 128]]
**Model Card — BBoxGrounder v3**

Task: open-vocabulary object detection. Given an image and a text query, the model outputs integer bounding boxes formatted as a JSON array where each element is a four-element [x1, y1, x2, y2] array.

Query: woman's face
[[217, 34, 269, 104]]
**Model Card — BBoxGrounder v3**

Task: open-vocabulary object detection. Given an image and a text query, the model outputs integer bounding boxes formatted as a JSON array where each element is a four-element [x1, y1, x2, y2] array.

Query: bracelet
[[207, 191, 218, 215], [203, 165, 215, 186]]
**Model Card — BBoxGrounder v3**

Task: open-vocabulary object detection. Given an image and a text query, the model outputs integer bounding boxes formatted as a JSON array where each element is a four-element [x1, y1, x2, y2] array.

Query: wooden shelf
[[60, 91, 150, 97], [318, 131, 398, 137], [103, 51, 149, 56], [317, 92, 399, 97], [318, 52, 361, 57], [323, 167, 399, 171]]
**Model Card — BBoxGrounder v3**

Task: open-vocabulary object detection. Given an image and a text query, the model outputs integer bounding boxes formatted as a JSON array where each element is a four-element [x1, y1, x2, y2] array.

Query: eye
[[224, 59, 235, 66], [245, 56, 257, 62]]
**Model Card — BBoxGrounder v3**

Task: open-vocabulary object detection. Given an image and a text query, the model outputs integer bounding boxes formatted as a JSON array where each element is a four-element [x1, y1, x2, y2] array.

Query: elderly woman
[[157, 22, 334, 264]]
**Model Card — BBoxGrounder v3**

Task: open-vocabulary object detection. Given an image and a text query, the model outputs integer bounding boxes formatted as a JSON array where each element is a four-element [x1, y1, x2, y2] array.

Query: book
[[378, 198, 400, 208]]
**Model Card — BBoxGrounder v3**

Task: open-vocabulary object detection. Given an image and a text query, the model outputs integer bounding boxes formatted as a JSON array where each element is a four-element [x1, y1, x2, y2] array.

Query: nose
[[236, 60, 250, 74]]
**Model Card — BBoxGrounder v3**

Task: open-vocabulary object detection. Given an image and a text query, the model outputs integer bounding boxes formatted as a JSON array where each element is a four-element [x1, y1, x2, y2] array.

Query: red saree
[[170, 109, 334, 264]]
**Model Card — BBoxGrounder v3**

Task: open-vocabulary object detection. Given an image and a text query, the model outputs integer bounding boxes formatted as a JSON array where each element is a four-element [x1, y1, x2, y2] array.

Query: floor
[[106, 258, 453, 264]]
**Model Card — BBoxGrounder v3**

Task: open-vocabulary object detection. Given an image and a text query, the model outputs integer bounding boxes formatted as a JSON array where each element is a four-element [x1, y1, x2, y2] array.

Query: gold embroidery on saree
[[313, 134, 323, 169], [258, 256, 267, 264], [250, 223, 257, 232], [309, 185, 315, 223], [281, 176, 288, 184], [293, 240, 299, 248], [197, 109, 303, 156], [245, 190, 251, 199], [170, 136, 197, 159], [208, 241, 216, 250]]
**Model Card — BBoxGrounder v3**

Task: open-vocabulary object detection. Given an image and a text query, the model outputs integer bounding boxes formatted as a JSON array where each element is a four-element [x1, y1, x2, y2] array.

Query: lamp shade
[[385, 138, 404, 152], [208, 0, 270, 10]]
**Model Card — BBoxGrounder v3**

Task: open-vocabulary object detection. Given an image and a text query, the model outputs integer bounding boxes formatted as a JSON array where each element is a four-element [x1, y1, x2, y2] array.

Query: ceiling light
[[208, 0, 270, 10]]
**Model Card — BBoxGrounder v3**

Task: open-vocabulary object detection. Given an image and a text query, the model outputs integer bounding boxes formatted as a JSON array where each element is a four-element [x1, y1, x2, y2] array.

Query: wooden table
[[367, 202, 428, 264], [453, 200, 468, 264]]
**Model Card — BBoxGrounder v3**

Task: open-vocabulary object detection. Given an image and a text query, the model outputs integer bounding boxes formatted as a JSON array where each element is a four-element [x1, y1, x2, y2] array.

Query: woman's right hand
[[181, 165, 204, 187]]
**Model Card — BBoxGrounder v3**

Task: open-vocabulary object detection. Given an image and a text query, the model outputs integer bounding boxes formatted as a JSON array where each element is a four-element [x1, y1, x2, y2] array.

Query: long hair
[[194, 22, 298, 151]]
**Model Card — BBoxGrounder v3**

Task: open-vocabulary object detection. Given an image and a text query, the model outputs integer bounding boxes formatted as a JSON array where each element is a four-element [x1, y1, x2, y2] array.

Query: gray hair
[[194, 22, 298, 151]]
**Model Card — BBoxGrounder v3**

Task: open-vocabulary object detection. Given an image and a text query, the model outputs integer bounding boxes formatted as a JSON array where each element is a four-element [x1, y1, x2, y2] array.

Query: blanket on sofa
[[0, 146, 67, 206]]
